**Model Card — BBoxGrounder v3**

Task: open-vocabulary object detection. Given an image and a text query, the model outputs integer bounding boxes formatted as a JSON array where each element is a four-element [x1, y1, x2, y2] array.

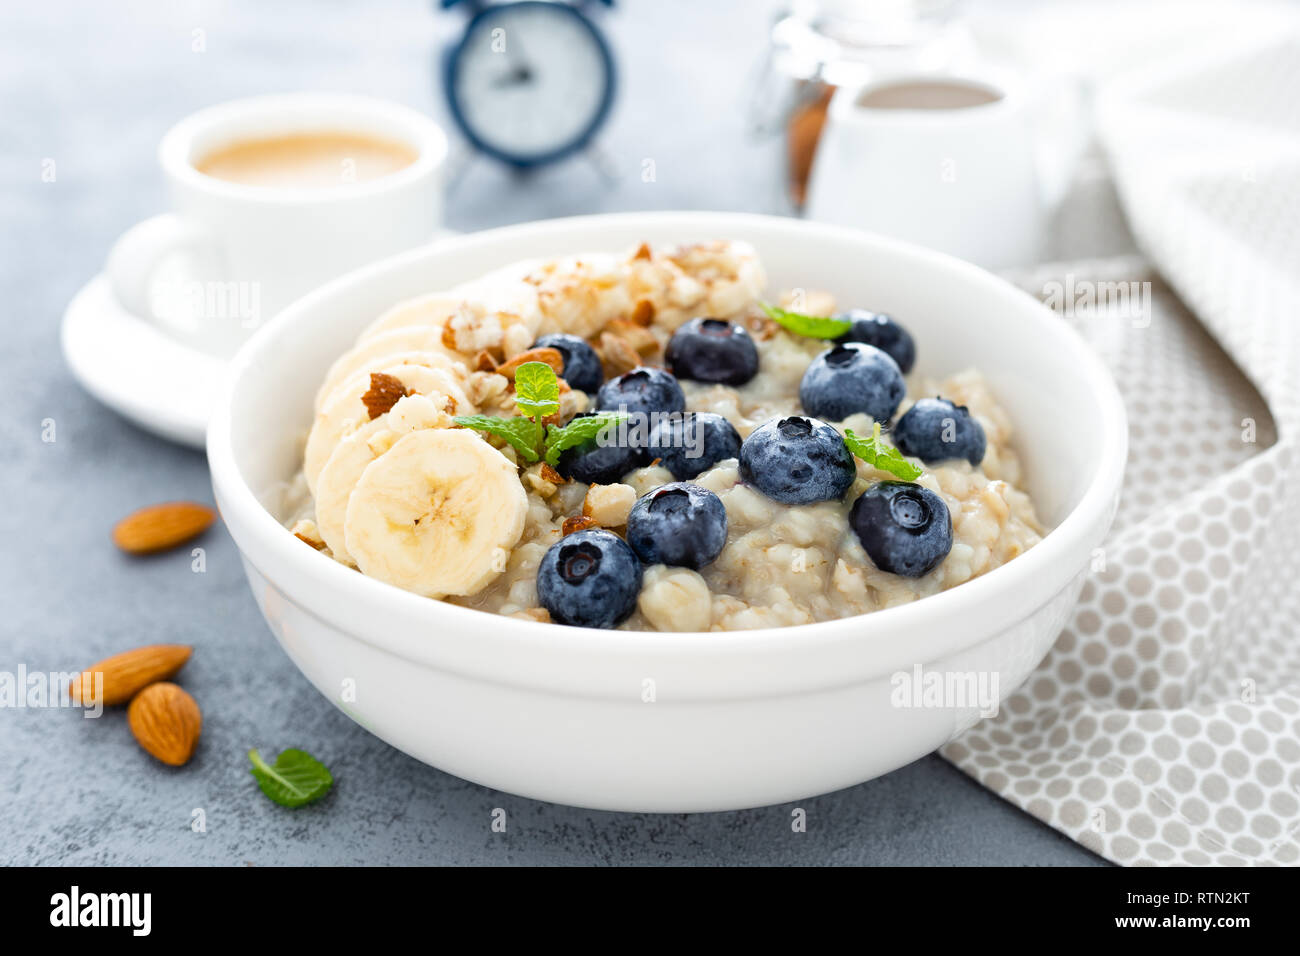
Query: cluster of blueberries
[[530, 311, 987, 629]]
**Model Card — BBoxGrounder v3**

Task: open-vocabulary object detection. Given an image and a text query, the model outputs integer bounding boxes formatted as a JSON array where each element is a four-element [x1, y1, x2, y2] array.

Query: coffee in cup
[[855, 80, 1003, 111], [194, 131, 419, 189]]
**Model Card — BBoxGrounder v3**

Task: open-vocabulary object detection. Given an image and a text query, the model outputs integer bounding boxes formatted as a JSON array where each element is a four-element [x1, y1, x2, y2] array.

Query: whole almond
[[496, 347, 564, 379], [127, 682, 202, 766], [113, 501, 215, 554], [70, 644, 192, 707]]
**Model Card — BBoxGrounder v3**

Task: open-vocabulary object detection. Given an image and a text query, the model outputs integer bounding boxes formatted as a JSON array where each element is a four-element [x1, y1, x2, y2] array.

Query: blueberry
[[626, 483, 728, 570], [537, 529, 643, 628], [596, 366, 686, 418], [849, 481, 953, 577], [893, 397, 987, 466], [648, 412, 742, 480], [738, 415, 856, 504], [799, 342, 905, 423], [533, 333, 604, 395], [665, 317, 759, 386], [835, 310, 916, 374], [555, 412, 646, 484]]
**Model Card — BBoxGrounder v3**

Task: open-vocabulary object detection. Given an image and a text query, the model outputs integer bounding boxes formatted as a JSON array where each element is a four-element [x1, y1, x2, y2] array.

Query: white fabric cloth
[[942, 20, 1300, 865]]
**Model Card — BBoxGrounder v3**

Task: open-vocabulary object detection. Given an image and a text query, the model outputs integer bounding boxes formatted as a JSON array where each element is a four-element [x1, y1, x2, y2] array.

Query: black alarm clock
[[441, 0, 616, 168]]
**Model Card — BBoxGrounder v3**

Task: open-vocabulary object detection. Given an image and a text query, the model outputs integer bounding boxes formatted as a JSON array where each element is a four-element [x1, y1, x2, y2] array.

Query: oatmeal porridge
[[285, 240, 1044, 631]]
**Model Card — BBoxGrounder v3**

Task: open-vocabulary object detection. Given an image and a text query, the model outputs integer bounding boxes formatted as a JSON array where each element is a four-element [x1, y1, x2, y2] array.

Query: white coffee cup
[[106, 93, 448, 357], [805, 73, 1083, 271]]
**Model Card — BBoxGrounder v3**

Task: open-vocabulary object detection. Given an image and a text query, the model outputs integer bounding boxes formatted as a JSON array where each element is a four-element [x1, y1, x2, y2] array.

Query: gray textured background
[[1, 0, 1113, 865]]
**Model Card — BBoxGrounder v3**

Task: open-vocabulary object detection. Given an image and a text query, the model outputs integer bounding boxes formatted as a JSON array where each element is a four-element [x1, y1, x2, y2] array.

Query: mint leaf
[[248, 748, 333, 808], [514, 361, 561, 419], [844, 422, 924, 481], [454, 415, 542, 462], [543, 412, 626, 466], [759, 301, 853, 339]]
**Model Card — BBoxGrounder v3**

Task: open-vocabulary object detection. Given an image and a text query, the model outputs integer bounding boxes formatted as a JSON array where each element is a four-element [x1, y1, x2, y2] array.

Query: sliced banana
[[356, 292, 465, 343], [314, 419, 392, 566], [344, 428, 527, 598], [303, 363, 472, 495], [314, 333, 468, 411], [313, 394, 453, 565]]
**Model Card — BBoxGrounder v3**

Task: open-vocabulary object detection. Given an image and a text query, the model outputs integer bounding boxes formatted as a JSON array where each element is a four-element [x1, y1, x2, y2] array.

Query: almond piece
[[598, 331, 641, 376], [630, 299, 655, 326], [361, 372, 410, 419], [71, 644, 192, 707], [562, 515, 598, 536], [496, 347, 564, 379], [112, 502, 215, 554], [127, 682, 202, 767]]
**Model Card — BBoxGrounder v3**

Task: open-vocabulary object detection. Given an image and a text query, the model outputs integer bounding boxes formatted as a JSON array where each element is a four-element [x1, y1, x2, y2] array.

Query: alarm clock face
[[447, 1, 615, 166]]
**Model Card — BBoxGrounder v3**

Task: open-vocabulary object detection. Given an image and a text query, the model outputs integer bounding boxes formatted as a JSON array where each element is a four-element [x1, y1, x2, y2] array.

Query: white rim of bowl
[[208, 211, 1127, 681]]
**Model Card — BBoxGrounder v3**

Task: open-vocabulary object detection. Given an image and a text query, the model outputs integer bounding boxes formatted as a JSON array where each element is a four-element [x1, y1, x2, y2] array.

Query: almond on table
[[112, 502, 215, 554], [70, 644, 192, 707], [127, 682, 202, 767]]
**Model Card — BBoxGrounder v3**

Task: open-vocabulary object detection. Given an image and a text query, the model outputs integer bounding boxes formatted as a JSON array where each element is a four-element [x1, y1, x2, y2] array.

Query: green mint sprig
[[844, 422, 924, 481], [513, 360, 560, 419], [543, 413, 624, 466], [455, 361, 623, 465], [452, 415, 544, 462], [759, 301, 852, 339], [248, 748, 333, 808]]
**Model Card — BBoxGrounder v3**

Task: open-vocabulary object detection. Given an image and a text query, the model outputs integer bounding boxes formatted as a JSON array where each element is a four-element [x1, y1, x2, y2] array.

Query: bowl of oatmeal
[[208, 212, 1125, 811]]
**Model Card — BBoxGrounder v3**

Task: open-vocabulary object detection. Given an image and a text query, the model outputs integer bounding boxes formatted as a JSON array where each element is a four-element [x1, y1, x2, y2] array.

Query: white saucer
[[62, 232, 461, 449], [61, 274, 226, 448]]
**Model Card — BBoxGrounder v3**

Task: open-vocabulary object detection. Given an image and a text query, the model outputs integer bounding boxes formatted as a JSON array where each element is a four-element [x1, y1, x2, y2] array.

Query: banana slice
[[314, 394, 453, 565], [356, 293, 465, 343], [359, 282, 543, 352], [303, 363, 472, 495], [344, 428, 527, 598], [314, 419, 392, 566], [314, 333, 468, 411]]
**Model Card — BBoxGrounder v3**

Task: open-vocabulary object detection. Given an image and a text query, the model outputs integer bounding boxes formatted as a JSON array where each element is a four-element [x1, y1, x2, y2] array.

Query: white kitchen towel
[[941, 28, 1300, 865]]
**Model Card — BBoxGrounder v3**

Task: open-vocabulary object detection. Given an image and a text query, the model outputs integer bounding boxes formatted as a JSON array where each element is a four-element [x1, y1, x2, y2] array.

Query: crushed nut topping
[[497, 346, 564, 379], [562, 515, 598, 536], [631, 299, 655, 326], [597, 331, 640, 376], [361, 372, 411, 419]]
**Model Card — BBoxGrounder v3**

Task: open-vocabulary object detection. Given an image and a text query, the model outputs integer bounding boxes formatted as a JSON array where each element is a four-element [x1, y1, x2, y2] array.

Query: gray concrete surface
[[0, 0, 1107, 865]]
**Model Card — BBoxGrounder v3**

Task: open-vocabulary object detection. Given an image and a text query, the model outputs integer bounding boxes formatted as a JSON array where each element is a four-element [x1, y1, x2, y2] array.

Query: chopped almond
[[497, 347, 564, 379], [562, 515, 598, 536], [598, 331, 640, 376], [361, 372, 410, 419], [606, 318, 659, 357], [631, 299, 655, 326]]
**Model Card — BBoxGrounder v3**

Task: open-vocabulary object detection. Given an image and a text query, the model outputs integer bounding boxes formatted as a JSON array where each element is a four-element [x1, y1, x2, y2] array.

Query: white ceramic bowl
[[208, 212, 1126, 812]]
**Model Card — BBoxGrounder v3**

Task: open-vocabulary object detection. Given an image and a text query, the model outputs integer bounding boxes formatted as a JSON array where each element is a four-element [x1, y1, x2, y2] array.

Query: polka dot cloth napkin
[[940, 31, 1300, 865]]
